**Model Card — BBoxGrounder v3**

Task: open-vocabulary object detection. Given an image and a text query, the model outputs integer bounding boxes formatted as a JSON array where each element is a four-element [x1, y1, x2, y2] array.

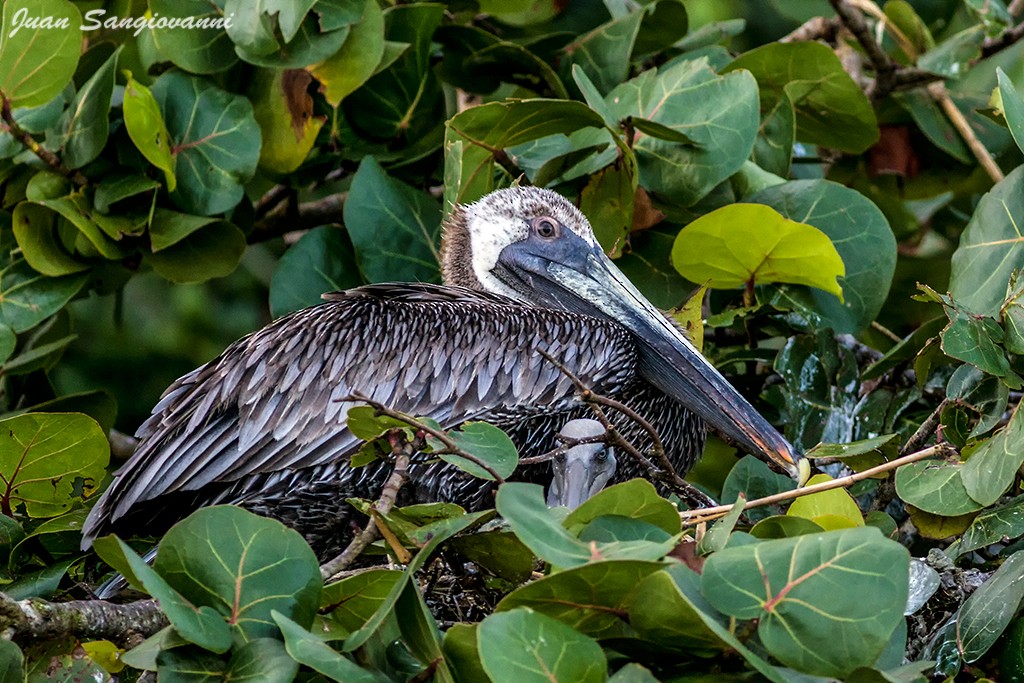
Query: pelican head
[[443, 186, 807, 483], [547, 419, 617, 510]]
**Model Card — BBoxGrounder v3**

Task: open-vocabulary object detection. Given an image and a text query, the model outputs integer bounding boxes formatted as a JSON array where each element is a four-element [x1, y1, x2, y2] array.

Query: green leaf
[[701, 527, 909, 678], [156, 646, 228, 681], [750, 515, 825, 539], [150, 71, 261, 216], [634, 0, 688, 55], [0, 258, 86, 333], [436, 25, 569, 100], [894, 89, 971, 163], [496, 482, 593, 567], [224, 638, 299, 683], [562, 479, 681, 536], [0, 639, 25, 683], [147, 220, 247, 284], [435, 421, 518, 481], [448, 529, 536, 583], [610, 58, 759, 206], [894, 460, 984, 516], [961, 407, 1024, 506], [628, 565, 727, 655], [997, 68, 1024, 157], [941, 312, 1014, 379], [444, 99, 608, 206], [787, 473, 864, 528], [478, 608, 607, 683], [918, 25, 984, 77], [955, 495, 1024, 557], [311, 0, 386, 106], [950, 165, 1024, 315], [720, 455, 795, 522], [251, 68, 324, 174], [0, 413, 108, 518], [495, 561, 663, 638], [344, 4, 443, 141], [725, 41, 878, 153], [273, 611, 386, 683], [227, 0, 351, 68], [320, 569, 403, 633], [93, 174, 160, 214], [270, 226, 363, 317], [52, 47, 119, 169], [148, 0, 237, 74], [562, 11, 644, 95], [957, 550, 1024, 663], [752, 90, 796, 177], [153, 505, 322, 642], [94, 535, 234, 653], [672, 203, 845, 297], [444, 623, 488, 683], [343, 157, 441, 283], [752, 179, 897, 333], [123, 73, 177, 192], [0, 0, 81, 108], [1003, 271, 1024, 354]]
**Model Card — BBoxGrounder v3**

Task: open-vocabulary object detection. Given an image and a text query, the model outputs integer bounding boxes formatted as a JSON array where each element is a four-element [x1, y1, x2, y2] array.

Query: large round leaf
[[606, 58, 759, 207], [672, 203, 845, 297], [270, 226, 363, 317], [0, 413, 109, 518], [725, 42, 879, 153], [478, 608, 607, 683], [148, 0, 237, 74], [150, 71, 261, 216], [752, 180, 896, 333], [950, 165, 1024, 315], [153, 505, 322, 643], [0, 0, 81, 108], [701, 527, 909, 678]]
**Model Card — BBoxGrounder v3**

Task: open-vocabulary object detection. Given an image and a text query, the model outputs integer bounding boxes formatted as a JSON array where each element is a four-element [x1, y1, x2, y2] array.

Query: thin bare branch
[[901, 398, 949, 456], [929, 82, 1004, 183], [681, 443, 954, 525], [1, 95, 88, 187]]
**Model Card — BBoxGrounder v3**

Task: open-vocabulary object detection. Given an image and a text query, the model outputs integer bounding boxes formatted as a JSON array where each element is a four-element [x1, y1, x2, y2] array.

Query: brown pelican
[[546, 419, 616, 510], [81, 187, 803, 559]]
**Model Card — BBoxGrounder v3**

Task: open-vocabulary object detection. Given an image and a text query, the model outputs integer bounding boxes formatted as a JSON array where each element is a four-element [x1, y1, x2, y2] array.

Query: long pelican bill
[[513, 238, 807, 484]]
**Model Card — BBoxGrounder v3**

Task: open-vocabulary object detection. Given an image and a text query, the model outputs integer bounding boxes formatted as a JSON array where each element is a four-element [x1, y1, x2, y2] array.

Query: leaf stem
[[0, 93, 88, 187]]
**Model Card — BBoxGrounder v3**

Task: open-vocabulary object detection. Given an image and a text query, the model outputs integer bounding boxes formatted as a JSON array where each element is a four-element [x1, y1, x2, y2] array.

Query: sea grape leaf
[[311, 0, 386, 106], [429, 421, 519, 481], [444, 100, 608, 207], [787, 474, 864, 528], [93, 535, 234, 653], [960, 407, 1024, 506], [150, 71, 261, 215], [496, 483, 593, 567], [562, 10, 644, 95], [752, 180, 896, 333], [701, 527, 909, 678], [0, 0, 81, 108], [950, 166, 1024, 316], [628, 565, 727, 655], [273, 611, 386, 683], [153, 505, 322, 642], [478, 608, 607, 683], [0, 413, 108, 518], [607, 58, 759, 206], [894, 460, 984, 516], [251, 68, 324, 174], [996, 67, 1024, 157], [122, 73, 176, 191], [343, 157, 441, 284], [955, 495, 1024, 556], [51, 47, 119, 169], [270, 226, 363, 317], [672, 203, 845, 297], [0, 259, 87, 333], [495, 561, 663, 638], [957, 550, 1024, 663], [147, 0, 237, 74], [725, 41, 878, 153], [562, 479, 681, 536]]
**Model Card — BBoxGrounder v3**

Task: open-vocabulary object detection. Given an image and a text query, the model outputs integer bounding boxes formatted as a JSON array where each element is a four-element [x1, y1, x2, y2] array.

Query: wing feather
[[82, 283, 636, 546]]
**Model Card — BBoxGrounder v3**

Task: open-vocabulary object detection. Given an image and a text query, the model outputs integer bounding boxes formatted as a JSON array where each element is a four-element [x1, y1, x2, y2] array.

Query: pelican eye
[[595, 449, 608, 462], [532, 216, 560, 239]]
